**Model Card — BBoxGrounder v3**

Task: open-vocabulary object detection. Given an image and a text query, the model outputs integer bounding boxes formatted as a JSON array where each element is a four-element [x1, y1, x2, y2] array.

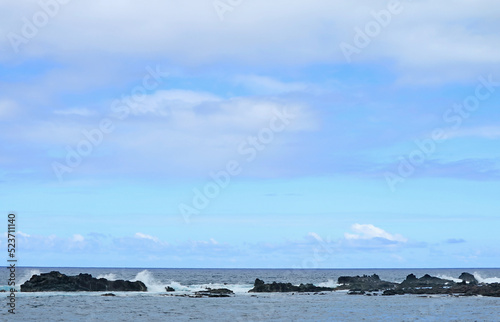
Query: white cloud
[[72, 234, 85, 242], [234, 75, 309, 94], [4, 86, 317, 179], [118, 90, 220, 118], [17, 231, 30, 237], [344, 224, 407, 243], [116, 89, 316, 131], [2, 1, 499, 82], [134, 232, 160, 243]]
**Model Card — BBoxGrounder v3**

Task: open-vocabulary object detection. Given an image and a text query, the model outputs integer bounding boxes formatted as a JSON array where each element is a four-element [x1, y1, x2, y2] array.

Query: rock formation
[[337, 274, 397, 291], [248, 272, 500, 297], [249, 278, 334, 293], [20, 271, 147, 292], [459, 272, 478, 284]]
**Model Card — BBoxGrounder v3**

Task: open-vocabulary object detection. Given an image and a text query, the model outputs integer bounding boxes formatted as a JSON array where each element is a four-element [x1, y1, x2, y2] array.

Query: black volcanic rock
[[459, 272, 478, 284], [399, 274, 454, 288], [380, 273, 500, 297], [337, 274, 397, 292], [254, 278, 265, 286], [248, 279, 334, 293], [20, 271, 147, 292]]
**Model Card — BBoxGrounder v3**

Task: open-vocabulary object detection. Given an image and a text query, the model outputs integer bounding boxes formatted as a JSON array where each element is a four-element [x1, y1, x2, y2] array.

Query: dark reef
[[20, 271, 147, 292], [248, 272, 500, 297], [249, 278, 335, 293]]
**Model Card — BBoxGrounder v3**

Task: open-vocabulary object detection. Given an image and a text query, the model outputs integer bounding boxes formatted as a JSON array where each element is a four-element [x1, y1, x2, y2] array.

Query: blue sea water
[[1, 267, 499, 321]]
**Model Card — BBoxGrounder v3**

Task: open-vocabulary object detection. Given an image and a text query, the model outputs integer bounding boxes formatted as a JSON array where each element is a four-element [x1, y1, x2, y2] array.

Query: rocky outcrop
[[331, 272, 500, 297], [337, 274, 397, 291], [380, 273, 500, 297], [249, 278, 334, 293], [20, 271, 147, 292], [165, 286, 175, 292], [399, 274, 454, 288], [459, 272, 478, 284]]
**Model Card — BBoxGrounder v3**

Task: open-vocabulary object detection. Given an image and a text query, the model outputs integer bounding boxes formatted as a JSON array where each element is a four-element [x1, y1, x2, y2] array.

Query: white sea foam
[[318, 279, 339, 288], [162, 281, 253, 294], [473, 272, 500, 284], [18, 269, 41, 286], [96, 273, 118, 281], [436, 273, 500, 284], [436, 275, 462, 283], [132, 270, 165, 292], [191, 283, 253, 294], [129, 269, 256, 294]]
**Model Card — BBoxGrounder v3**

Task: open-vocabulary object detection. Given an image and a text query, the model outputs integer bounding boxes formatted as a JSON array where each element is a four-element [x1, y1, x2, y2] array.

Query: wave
[[435, 273, 500, 284], [132, 270, 165, 292], [19, 269, 41, 285], [161, 280, 253, 294], [0, 269, 43, 291], [177, 282, 253, 294], [317, 279, 339, 288], [130, 269, 254, 293], [473, 272, 500, 284], [96, 273, 119, 281], [436, 275, 462, 283]]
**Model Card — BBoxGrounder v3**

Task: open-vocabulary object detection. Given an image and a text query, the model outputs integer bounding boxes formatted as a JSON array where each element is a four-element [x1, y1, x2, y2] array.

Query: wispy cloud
[[134, 232, 161, 243], [234, 75, 310, 94], [344, 223, 407, 243]]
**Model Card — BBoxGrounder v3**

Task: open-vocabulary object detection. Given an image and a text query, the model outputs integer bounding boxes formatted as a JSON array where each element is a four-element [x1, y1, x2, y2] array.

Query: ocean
[[1, 267, 499, 321]]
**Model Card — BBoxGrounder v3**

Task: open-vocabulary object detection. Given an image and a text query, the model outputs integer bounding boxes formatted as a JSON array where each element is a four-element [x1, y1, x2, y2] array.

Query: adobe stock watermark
[[6, 0, 73, 53], [51, 66, 169, 182], [179, 107, 295, 223], [213, 0, 244, 21], [385, 75, 500, 192], [339, 0, 405, 63]]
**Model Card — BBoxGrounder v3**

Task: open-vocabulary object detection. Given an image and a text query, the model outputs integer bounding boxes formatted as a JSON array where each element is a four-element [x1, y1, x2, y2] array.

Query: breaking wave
[[473, 272, 500, 284], [131, 270, 253, 293], [96, 273, 118, 281]]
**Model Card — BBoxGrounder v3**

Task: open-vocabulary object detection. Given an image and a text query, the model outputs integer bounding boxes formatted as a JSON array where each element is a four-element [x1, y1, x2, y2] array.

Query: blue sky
[[1, 0, 499, 268]]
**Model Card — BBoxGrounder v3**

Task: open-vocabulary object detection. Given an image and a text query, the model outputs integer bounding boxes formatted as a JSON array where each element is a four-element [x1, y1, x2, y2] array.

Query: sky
[[1, 0, 499, 268]]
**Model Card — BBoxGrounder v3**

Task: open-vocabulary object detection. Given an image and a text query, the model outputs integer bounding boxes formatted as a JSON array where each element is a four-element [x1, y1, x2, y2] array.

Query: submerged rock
[[192, 288, 234, 298], [248, 279, 334, 293], [347, 290, 365, 295], [20, 271, 147, 292]]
